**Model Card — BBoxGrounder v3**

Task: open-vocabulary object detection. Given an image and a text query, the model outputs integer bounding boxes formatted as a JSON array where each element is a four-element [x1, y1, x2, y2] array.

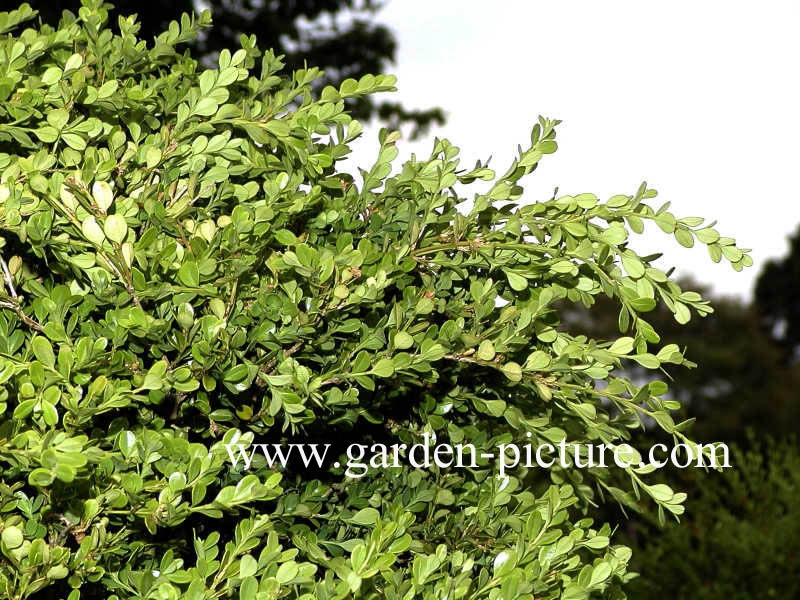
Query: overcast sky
[[346, 0, 800, 300]]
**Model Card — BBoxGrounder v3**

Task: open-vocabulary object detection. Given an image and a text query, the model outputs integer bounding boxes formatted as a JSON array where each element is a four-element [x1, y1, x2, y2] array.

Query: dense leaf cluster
[[26, 0, 446, 139], [0, 2, 750, 599]]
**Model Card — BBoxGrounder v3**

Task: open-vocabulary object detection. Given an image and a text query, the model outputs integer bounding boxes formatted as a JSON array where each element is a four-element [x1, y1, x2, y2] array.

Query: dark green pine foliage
[[755, 224, 800, 364]]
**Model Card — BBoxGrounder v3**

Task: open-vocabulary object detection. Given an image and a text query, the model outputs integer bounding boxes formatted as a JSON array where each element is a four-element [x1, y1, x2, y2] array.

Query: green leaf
[[239, 554, 258, 578], [239, 576, 257, 600], [394, 331, 413, 349], [97, 79, 119, 99], [370, 358, 394, 378], [675, 227, 695, 248], [573, 402, 597, 420], [92, 181, 114, 212], [340, 78, 358, 94], [551, 260, 576, 274], [621, 253, 645, 279], [178, 261, 200, 287], [41, 400, 58, 426], [525, 350, 551, 370], [608, 337, 634, 355], [348, 507, 380, 526], [13, 399, 36, 420], [673, 301, 691, 324], [590, 562, 612, 587], [142, 361, 167, 390], [654, 212, 676, 233], [276, 561, 299, 584], [31, 336, 55, 367], [649, 380, 669, 396], [584, 536, 610, 549], [601, 223, 628, 245], [606, 194, 629, 208], [501, 361, 522, 382], [46, 565, 69, 580], [146, 146, 162, 169], [657, 343, 682, 362], [224, 364, 249, 382], [62, 132, 86, 150], [563, 221, 587, 237], [81, 216, 105, 245], [476, 340, 496, 361], [678, 217, 704, 227], [103, 214, 128, 243], [64, 53, 83, 71], [505, 270, 528, 291], [275, 229, 297, 245], [41, 66, 62, 85], [652, 410, 674, 433], [632, 353, 660, 369], [1, 526, 23, 549], [35, 126, 59, 143], [630, 297, 656, 312], [47, 108, 69, 131], [194, 97, 218, 116], [265, 120, 290, 137], [648, 483, 675, 502], [28, 468, 55, 487]]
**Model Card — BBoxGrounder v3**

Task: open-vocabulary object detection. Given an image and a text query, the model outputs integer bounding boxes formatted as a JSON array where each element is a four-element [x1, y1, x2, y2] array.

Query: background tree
[[625, 435, 800, 600], [755, 223, 800, 364], [563, 277, 800, 445], [27, 0, 445, 138]]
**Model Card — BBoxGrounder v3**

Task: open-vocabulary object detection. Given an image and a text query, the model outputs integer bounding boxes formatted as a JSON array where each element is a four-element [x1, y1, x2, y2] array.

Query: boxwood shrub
[[0, 2, 751, 599]]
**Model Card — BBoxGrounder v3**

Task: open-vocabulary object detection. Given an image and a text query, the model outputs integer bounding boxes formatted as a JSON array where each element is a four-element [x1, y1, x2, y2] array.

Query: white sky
[[346, 0, 800, 300]]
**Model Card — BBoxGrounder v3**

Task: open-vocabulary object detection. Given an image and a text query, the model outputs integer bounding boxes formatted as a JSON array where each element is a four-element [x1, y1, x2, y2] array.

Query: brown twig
[[0, 256, 17, 298], [223, 280, 238, 319], [169, 391, 186, 420], [251, 341, 306, 420], [0, 299, 45, 333], [259, 340, 304, 378], [102, 250, 144, 310]]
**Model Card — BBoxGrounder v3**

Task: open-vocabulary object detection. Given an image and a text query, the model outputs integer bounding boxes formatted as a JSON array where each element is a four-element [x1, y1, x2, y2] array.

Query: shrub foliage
[[0, 2, 751, 599]]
